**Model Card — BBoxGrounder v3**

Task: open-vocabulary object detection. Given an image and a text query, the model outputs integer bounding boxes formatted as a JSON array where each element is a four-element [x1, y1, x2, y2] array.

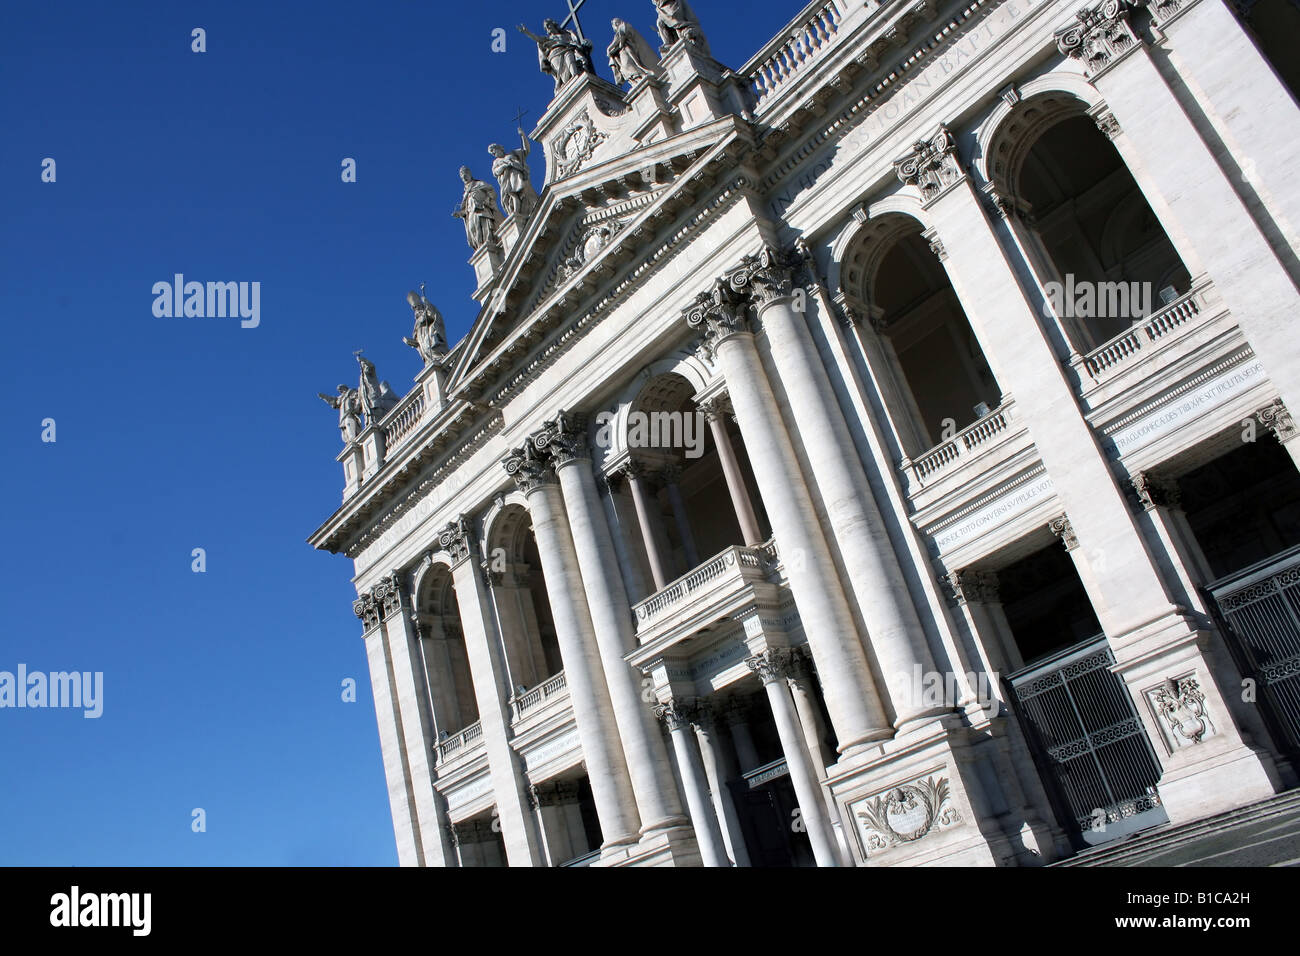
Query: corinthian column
[[738, 245, 942, 728], [684, 275, 891, 754], [656, 698, 729, 867], [436, 520, 545, 866], [371, 572, 455, 867], [502, 441, 641, 850], [535, 412, 692, 841], [746, 649, 840, 867]]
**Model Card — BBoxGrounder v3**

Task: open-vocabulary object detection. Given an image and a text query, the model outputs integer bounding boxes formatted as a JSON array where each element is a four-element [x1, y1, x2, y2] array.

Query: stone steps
[[1053, 787, 1300, 867]]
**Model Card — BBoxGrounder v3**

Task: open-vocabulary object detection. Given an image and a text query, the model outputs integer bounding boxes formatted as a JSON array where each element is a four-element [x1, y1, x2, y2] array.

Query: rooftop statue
[[356, 352, 399, 424], [653, 0, 709, 55], [489, 129, 540, 220], [452, 166, 502, 251], [607, 18, 660, 86], [518, 19, 595, 92], [318, 384, 363, 443], [404, 288, 448, 365]]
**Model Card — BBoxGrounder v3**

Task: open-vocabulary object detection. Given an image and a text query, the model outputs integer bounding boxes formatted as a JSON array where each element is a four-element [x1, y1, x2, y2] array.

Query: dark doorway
[[998, 540, 1104, 664], [728, 764, 816, 867]]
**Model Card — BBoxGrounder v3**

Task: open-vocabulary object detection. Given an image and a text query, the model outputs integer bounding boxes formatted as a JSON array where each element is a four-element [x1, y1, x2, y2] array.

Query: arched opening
[[485, 504, 563, 701], [415, 565, 480, 739], [842, 214, 1002, 458], [613, 372, 771, 596], [1013, 109, 1192, 351]]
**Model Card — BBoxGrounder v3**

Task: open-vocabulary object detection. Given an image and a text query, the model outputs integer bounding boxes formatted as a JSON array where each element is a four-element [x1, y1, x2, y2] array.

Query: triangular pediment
[[445, 116, 753, 398]]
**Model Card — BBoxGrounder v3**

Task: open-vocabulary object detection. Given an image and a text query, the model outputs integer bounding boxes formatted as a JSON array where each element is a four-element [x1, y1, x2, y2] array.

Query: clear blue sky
[[0, 1, 789, 865]]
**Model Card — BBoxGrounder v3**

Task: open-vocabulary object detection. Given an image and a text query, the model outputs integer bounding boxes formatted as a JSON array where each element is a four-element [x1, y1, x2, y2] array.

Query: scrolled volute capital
[[502, 442, 555, 494], [437, 515, 474, 565], [1054, 0, 1141, 77], [533, 409, 590, 466], [745, 648, 793, 685], [892, 124, 964, 202]]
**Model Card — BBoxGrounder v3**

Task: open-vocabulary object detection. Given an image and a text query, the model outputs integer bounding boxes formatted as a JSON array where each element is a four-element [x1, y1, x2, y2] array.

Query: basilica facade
[[309, 0, 1300, 866]]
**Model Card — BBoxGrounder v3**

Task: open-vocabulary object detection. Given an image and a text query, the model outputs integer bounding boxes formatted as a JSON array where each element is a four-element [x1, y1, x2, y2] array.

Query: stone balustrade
[[512, 671, 568, 720], [743, 0, 845, 111], [435, 720, 484, 763], [381, 388, 427, 452], [905, 400, 1017, 489], [633, 542, 775, 635], [1080, 282, 1213, 382]]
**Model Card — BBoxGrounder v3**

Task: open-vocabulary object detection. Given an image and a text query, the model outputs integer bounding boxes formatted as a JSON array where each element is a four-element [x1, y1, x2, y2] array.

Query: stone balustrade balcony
[[435, 720, 484, 766], [632, 541, 780, 649]]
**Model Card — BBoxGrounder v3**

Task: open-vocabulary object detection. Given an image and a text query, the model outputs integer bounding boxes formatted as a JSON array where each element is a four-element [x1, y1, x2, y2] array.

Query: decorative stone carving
[[655, 697, 698, 731], [489, 129, 539, 220], [1258, 399, 1298, 441], [893, 124, 964, 202], [534, 409, 589, 465], [745, 648, 793, 685], [562, 218, 624, 277], [732, 244, 801, 306], [374, 570, 404, 618], [453, 166, 502, 251], [852, 774, 962, 853], [654, 0, 710, 54], [1049, 515, 1079, 551], [502, 440, 555, 494], [1131, 472, 1183, 511], [404, 287, 448, 365], [1093, 109, 1122, 140], [1054, 0, 1141, 78], [684, 274, 750, 356], [356, 353, 399, 424], [941, 568, 1000, 606], [353, 591, 381, 631], [319, 384, 363, 443], [553, 110, 607, 179], [438, 515, 474, 565], [519, 19, 595, 93], [1149, 675, 1215, 748], [607, 18, 660, 86]]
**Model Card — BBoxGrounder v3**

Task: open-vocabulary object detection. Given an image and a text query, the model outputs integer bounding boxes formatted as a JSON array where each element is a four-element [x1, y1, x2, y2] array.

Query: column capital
[[696, 394, 733, 422], [892, 124, 964, 203], [941, 568, 1001, 606], [534, 409, 591, 466], [1054, 0, 1142, 79], [1131, 472, 1183, 511], [655, 697, 699, 731], [437, 515, 475, 566], [502, 441, 556, 494], [1257, 399, 1298, 442], [745, 647, 794, 685], [353, 591, 382, 632], [354, 570, 406, 631], [1049, 515, 1080, 551]]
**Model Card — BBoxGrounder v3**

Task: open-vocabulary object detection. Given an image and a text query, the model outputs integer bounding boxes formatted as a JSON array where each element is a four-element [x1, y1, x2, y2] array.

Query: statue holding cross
[[517, 9, 595, 93]]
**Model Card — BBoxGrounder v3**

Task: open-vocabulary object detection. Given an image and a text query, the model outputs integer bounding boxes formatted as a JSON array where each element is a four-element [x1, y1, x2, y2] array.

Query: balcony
[[900, 399, 1024, 495], [632, 541, 780, 649], [435, 720, 484, 765], [742, 0, 847, 114]]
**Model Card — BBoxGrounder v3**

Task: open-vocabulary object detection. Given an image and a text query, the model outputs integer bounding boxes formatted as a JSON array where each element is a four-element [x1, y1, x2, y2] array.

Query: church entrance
[[727, 759, 816, 867]]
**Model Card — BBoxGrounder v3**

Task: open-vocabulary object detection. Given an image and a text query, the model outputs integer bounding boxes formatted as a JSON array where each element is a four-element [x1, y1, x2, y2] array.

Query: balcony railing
[[1078, 283, 1212, 382], [512, 671, 568, 720], [742, 0, 845, 112], [903, 400, 1017, 489], [633, 542, 773, 629], [381, 388, 426, 452], [435, 720, 483, 762]]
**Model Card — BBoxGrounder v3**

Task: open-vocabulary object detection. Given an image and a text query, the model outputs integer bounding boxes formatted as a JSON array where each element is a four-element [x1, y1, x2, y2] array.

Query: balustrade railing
[[381, 388, 427, 452], [1080, 284, 1210, 381], [906, 401, 1015, 488], [743, 0, 844, 110], [634, 542, 774, 626], [435, 720, 483, 762], [512, 671, 568, 720]]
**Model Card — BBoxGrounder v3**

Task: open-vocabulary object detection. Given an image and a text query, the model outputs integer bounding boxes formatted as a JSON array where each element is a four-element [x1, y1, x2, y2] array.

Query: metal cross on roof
[[559, 0, 590, 43]]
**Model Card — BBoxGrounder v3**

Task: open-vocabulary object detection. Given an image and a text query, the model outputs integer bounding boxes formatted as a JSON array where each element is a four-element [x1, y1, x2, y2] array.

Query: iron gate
[[1005, 636, 1167, 847], [1207, 543, 1300, 759]]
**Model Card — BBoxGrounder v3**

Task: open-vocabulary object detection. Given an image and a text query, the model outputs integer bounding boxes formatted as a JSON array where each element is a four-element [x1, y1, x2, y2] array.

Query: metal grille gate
[[1207, 543, 1300, 759], [1006, 637, 1167, 846]]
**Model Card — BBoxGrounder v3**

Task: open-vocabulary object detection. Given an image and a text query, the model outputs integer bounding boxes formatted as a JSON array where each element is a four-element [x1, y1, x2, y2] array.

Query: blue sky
[[0, 1, 788, 865]]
